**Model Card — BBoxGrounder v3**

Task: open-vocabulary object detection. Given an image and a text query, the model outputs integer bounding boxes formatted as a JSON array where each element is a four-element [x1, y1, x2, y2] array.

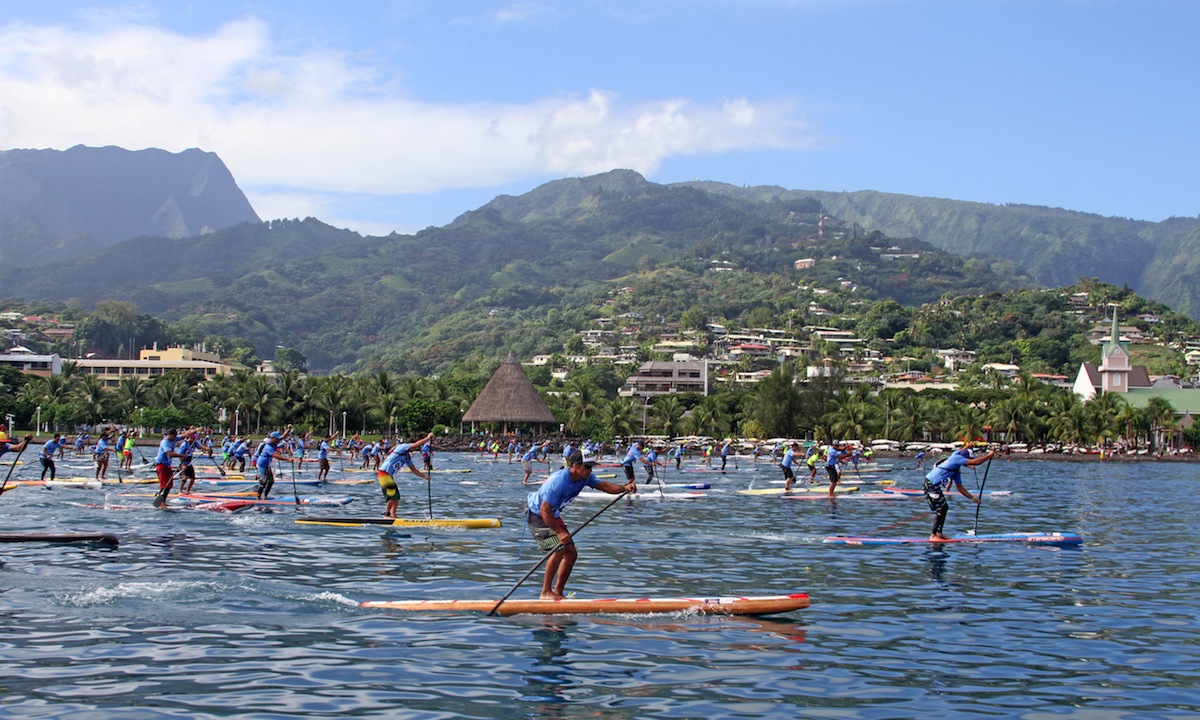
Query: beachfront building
[[619, 359, 709, 400], [462, 353, 558, 434], [75, 344, 243, 387], [0, 347, 62, 378]]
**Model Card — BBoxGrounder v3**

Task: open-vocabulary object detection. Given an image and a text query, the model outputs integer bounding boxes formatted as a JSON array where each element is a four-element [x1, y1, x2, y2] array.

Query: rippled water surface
[[1, 453, 1198, 718]]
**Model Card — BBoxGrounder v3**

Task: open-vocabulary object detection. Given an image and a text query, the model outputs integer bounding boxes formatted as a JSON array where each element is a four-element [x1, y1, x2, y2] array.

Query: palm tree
[[599, 398, 638, 439], [71, 373, 111, 423], [826, 397, 876, 444], [650, 395, 685, 438], [564, 378, 599, 434], [1144, 396, 1177, 450], [240, 374, 283, 433], [374, 392, 404, 435], [310, 375, 351, 436], [1085, 392, 1124, 449], [152, 370, 199, 411]]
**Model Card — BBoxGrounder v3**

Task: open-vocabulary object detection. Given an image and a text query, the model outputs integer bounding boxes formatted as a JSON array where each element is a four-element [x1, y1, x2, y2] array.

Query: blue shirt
[[622, 445, 643, 466], [318, 441, 330, 461], [926, 449, 973, 488], [380, 443, 414, 476], [781, 447, 796, 468], [42, 439, 63, 458], [526, 467, 602, 518], [177, 439, 195, 467], [825, 446, 843, 468], [94, 438, 109, 456], [155, 437, 176, 466], [257, 440, 280, 471]]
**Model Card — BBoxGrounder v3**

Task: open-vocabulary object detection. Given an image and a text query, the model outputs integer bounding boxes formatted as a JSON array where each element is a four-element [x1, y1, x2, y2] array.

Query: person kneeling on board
[[377, 432, 434, 518], [527, 449, 636, 601], [923, 444, 995, 540]]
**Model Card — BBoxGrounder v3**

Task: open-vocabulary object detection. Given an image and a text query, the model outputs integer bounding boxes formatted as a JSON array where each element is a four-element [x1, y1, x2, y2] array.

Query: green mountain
[[0, 145, 260, 267], [1, 171, 1026, 373], [682, 183, 1200, 317]]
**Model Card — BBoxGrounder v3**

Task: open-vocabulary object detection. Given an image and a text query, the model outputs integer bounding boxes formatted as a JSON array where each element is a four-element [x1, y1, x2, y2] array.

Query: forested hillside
[[683, 183, 1200, 318], [2, 171, 1028, 373]]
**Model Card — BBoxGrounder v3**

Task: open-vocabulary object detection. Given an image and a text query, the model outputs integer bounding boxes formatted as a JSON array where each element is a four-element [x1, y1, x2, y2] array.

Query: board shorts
[[781, 464, 795, 480], [622, 463, 635, 481], [522, 459, 532, 473], [319, 457, 330, 472], [154, 462, 173, 488], [825, 465, 840, 482], [923, 480, 948, 513], [378, 471, 400, 500], [527, 511, 563, 552]]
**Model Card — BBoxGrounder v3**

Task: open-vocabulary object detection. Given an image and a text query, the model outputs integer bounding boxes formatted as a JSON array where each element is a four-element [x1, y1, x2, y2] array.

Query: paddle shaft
[[207, 450, 226, 477], [973, 457, 992, 535], [488, 490, 630, 616]]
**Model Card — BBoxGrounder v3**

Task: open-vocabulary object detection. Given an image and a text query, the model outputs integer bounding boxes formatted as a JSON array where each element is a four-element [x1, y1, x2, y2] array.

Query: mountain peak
[[0, 145, 260, 251]]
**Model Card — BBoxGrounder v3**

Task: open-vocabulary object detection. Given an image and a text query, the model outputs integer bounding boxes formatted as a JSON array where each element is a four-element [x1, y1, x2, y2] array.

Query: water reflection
[[522, 621, 574, 712]]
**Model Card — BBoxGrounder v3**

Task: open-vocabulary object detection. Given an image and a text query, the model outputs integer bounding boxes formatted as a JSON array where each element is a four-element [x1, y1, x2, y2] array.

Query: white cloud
[[0, 16, 815, 214]]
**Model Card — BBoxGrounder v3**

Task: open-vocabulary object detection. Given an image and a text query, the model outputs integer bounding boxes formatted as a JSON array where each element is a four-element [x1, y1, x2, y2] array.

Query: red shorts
[[156, 463, 174, 489]]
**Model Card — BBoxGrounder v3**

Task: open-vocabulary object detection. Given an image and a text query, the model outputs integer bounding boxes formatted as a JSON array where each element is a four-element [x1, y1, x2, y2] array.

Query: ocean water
[[1, 453, 1197, 719]]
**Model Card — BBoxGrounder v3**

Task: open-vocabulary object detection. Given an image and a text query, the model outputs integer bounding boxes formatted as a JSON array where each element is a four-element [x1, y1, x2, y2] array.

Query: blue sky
[[0, 0, 1196, 235]]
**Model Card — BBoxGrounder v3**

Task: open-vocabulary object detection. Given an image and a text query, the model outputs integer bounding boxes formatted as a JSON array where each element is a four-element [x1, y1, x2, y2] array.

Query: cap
[[569, 449, 597, 467], [269, 431, 282, 440]]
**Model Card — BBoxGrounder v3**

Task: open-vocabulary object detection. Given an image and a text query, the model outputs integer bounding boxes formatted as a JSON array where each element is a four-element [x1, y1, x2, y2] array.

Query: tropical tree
[[71, 373, 111, 423], [650, 395, 685, 438], [598, 398, 638, 439]]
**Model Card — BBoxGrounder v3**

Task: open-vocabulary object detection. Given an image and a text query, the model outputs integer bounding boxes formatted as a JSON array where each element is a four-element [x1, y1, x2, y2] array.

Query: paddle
[[0, 437, 32, 499], [153, 465, 185, 508], [289, 452, 301, 507], [427, 473, 433, 519], [206, 449, 226, 477], [489, 490, 630, 616], [971, 456, 993, 536]]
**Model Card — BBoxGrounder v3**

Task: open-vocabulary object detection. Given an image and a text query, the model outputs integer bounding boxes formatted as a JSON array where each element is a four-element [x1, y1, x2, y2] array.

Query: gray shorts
[[527, 511, 564, 552]]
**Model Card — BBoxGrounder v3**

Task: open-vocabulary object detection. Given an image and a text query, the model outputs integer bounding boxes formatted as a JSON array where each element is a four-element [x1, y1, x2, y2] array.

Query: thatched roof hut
[[463, 353, 557, 433]]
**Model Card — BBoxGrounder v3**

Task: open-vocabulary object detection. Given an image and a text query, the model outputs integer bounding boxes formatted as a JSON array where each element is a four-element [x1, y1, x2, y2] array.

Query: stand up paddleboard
[[360, 592, 810, 616], [577, 490, 706, 500], [739, 485, 858, 496], [179, 493, 354, 507], [0, 532, 119, 545], [295, 516, 501, 529], [824, 532, 1082, 546], [882, 488, 1012, 497]]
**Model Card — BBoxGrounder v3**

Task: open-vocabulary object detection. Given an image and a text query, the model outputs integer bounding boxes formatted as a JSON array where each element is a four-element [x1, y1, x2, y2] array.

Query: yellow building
[[76, 344, 243, 387]]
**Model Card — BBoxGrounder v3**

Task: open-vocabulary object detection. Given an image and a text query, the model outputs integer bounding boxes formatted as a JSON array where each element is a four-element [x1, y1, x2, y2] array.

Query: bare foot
[[930, 534, 949, 541], [540, 592, 564, 601]]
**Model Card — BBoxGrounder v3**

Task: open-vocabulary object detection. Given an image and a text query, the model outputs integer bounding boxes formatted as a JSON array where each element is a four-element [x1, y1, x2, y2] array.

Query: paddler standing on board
[[781, 442, 801, 491], [527, 449, 636, 600], [255, 428, 293, 500], [152, 429, 183, 507], [923, 444, 995, 541], [377, 432, 434, 518], [824, 439, 850, 498], [520, 440, 551, 484]]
